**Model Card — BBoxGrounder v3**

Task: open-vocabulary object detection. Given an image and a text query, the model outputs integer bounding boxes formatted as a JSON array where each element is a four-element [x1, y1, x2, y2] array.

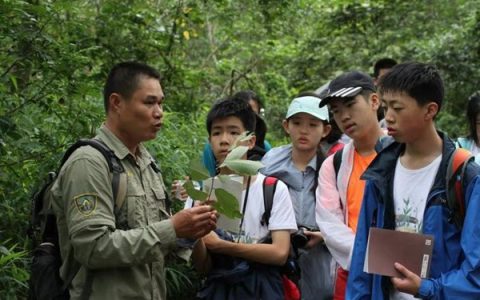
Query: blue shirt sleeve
[[202, 142, 217, 177]]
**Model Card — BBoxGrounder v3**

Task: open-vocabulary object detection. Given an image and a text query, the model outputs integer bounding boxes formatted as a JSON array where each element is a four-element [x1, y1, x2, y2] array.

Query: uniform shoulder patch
[[74, 193, 98, 216]]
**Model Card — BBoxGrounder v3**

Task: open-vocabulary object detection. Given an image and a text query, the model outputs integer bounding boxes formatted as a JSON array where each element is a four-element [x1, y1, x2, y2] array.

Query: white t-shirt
[[185, 173, 297, 243], [238, 173, 297, 243], [390, 155, 442, 300]]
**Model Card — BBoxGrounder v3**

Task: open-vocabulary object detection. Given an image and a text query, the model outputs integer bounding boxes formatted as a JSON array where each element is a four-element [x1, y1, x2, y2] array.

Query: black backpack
[[28, 139, 127, 300]]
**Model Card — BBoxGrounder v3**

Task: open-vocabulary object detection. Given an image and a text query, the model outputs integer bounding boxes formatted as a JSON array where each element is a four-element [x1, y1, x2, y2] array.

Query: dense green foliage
[[1, 0, 479, 298]]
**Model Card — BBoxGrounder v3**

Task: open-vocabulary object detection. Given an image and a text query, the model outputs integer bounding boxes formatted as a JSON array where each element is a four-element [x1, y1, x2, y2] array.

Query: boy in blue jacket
[[347, 62, 480, 299]]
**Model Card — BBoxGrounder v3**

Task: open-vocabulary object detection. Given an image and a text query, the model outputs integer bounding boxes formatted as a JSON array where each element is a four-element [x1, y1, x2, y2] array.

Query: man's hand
[[171, 205, 217, 239], [391, 262, 421, 295], [304, 230, 324, 249]]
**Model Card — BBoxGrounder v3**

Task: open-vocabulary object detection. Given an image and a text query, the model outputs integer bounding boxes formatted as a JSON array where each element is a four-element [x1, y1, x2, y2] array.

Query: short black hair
[[467, 91, 480, 144], [103, 61, 161, 113], [379, 62, 444, 111], [206, 96, 256, 135], [233, 90, 263, 110], [373, 58, 397, 78]]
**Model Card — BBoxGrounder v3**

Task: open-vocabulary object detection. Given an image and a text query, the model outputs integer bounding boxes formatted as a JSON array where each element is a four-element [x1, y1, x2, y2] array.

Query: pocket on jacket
[[125, 193, 147, 228], [150, 187, 170, 222]]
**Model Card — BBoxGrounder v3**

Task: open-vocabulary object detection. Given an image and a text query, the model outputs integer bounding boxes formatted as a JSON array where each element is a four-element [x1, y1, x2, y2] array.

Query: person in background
[[318, 81, 351, 147], [202, 90, 271, 176], [321, 115, 344, 156], [373, 58, 398, 129], [317, 83, 345, 156], [373, 58, 398, 87], [456, 91, 480, 163], [261, 94, 336, 300]]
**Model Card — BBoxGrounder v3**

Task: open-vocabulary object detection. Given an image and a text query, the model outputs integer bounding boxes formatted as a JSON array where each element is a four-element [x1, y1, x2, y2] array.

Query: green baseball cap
[[286, 96, 329, 121]]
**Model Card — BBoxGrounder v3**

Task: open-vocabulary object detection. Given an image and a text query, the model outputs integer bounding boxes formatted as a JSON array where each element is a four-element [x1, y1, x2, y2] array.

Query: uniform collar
[[96, 124, 131, 160], [96, 125, 155, 170], [285, 144, 318, 171], [136, 143, 155, 171]]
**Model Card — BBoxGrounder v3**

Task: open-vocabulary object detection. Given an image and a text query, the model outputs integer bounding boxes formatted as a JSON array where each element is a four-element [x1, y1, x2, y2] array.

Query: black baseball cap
[[319, 71, 375, 107]]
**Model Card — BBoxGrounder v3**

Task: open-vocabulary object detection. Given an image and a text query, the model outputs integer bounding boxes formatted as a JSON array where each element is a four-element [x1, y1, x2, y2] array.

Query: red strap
[[265, 176, 278, 186], [452, 148, 471, 174], [452, 148, 471, 220], [282, 275, 300, 300]]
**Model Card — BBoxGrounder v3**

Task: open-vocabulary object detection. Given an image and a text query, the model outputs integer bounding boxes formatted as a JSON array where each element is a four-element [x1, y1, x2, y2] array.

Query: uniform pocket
[[124, 193, 146, 228], [150, 187, 170, 222]]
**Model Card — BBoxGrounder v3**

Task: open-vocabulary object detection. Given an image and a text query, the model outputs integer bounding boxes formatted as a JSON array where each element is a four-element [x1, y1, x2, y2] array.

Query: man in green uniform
[[51, 62, 216, 299]]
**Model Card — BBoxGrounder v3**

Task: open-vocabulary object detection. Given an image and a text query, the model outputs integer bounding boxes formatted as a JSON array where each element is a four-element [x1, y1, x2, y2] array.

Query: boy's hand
[[391, 262, 421, 295], [202, 231, 225, 252], [304, 230, 324, 249]]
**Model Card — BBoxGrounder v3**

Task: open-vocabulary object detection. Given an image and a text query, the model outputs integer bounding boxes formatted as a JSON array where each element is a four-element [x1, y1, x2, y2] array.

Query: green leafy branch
[[182, 132, 263, 219]]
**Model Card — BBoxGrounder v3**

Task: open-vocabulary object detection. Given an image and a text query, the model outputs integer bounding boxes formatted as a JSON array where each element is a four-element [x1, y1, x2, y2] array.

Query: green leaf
[[217, 174, 232, 184], [9, 76, 18, 92], [184, 180, 208, 201], [224, 145, 248, 161], [189, 160, 210, 181], [238, 131, 255, 142], [219, 159, 264, 176], [228, 131, 254, 150], [213, 188, 242, 219]]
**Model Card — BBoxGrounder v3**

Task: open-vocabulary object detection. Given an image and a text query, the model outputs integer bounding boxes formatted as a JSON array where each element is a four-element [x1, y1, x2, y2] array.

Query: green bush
[[1, 0, 479, 298], [0, 241, 29, 299]]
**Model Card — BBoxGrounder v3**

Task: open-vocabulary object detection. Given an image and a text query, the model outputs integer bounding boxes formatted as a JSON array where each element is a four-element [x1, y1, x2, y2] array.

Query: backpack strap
[[333, 148, 343, 181], [332, 149, 344, 210], [261, 176, 279, 227], [60, 138, 162, 216], [149, 157, 161, 173], [36, 140, 118, 243], [61, 139, 127, 211], [32, 172, 59, 244], [446, 148, 473, 229]]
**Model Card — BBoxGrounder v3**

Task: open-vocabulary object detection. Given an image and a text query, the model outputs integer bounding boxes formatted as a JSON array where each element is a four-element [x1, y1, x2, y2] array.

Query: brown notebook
[[364, 227, 434, 278]]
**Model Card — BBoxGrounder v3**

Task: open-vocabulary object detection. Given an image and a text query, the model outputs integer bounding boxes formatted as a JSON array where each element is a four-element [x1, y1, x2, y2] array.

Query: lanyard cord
[[237, 176, 252, 242]]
